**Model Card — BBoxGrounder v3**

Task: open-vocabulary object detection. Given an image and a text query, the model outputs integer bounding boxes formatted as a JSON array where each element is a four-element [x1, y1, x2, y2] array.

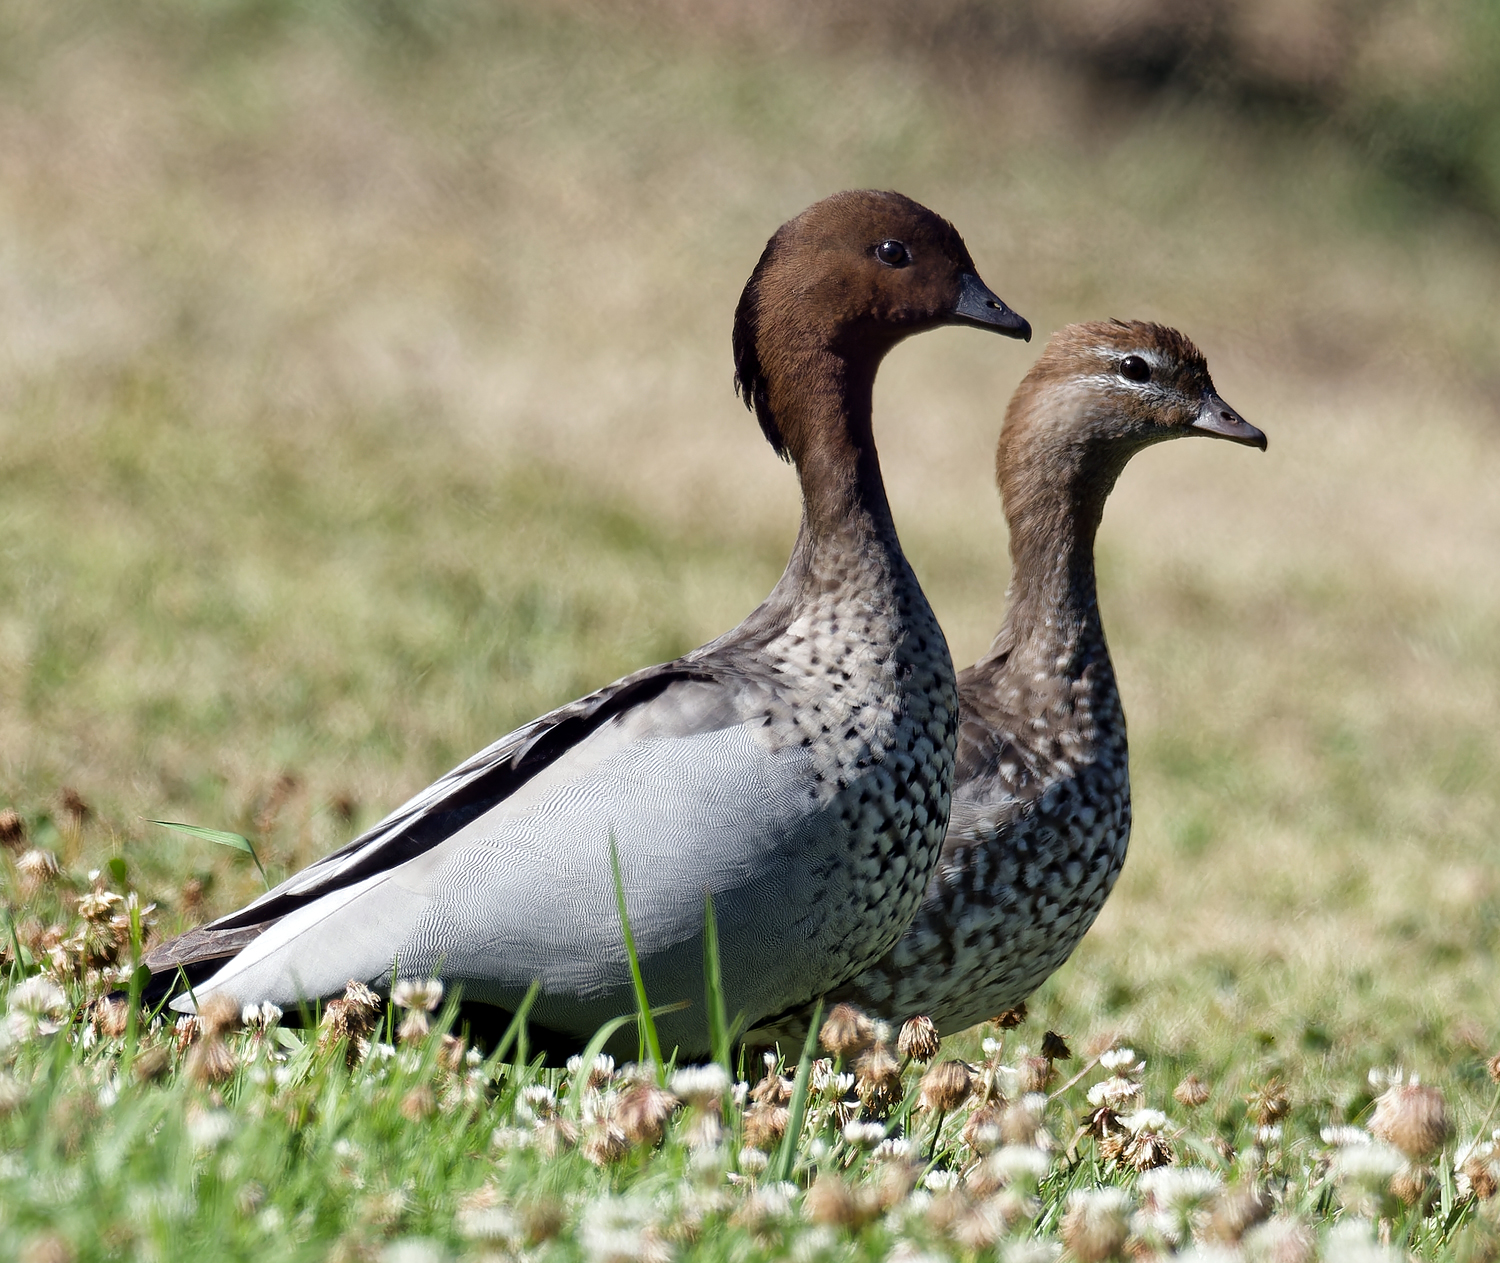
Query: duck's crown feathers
[[1040, 319, 1209, 379]]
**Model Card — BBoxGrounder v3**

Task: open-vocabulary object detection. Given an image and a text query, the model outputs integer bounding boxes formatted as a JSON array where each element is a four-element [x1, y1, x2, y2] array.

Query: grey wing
[[147, 659, 720, 975], [179, 676, 842, 1048]]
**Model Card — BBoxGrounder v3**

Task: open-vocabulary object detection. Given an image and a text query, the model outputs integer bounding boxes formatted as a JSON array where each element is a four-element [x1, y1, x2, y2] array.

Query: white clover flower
[[1331, 1143, 1406, 1186], [842, 1120, 886, 1148], [670, 1063, 730, 1106], [738, 1146, 770, 1174], [684, 1106, 726, 1154], [871, 1137, 913, 1161], [579, 1194, 668, 1263], [981, 1037, 1003, 1058], [1321, 1125, 1370, 1147], [1243, 1218, 1315, 1263], [1172, 1247, 1242, 1263], [888, 1244, 951, 1263], [490, 1126, 532, 1151], [1139, 1165, 1222, 1209], [0, 1076, 28, 1114], [517, 1084, 557, 1122], [1121, 1109, 1169, 1134], [1258, 1124, 1283, 1146], [568, 1052, 616, 1085], [1064, 1186, 1134, 1252], [1003, 1241, 1062, 1263], [4, 976, 68, 1044], [811, 1066, 855, 1095], [77, 888, 123, 920], [242, 1001, 283, 1030], [1367, 1066, 1408, 1092], [923, 1168, 959, 1192], [1455, 1138, 1490, 1165], [1086, 1076, 1143, 1108], [10, 975, 67, 1018], [1322, 1218, 1404, 1263], [991, 1064, 1023, 1099], [1017, 1092, 1049, 1124], [988, 1144, 1052, 1183], [456, 1204, 519, 1242], [390, 979, 444, 1013], [754, 1182, 797, 1217], [379, 1241, 446, 1263], [186, 1107, 237, 1150], [793, 1225, 838, 1263], [1099, 1048, 1139, 1072]]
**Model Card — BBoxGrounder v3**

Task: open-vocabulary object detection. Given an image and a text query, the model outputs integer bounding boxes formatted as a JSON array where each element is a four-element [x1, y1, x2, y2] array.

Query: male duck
[[145, 190, 1031, 1056]]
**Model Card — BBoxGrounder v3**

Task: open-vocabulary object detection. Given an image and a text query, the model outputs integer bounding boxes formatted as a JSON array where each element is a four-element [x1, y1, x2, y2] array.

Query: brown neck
[[976, 435, 1130, 682], [775, 343, 900, 559]]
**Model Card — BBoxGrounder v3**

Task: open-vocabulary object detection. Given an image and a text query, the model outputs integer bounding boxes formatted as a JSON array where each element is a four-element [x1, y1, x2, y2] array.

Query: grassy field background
[[3, 2, 1500, 1257]]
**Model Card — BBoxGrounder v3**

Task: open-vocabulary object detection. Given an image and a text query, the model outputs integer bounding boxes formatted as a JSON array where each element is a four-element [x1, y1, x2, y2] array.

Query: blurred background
[[2, 0, 1499, 1079]]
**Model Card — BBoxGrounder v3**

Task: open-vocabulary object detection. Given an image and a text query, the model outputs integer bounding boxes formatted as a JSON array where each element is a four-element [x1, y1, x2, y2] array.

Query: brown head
[[733, 190, 1029, 467], [997, 320, 1264, 546]]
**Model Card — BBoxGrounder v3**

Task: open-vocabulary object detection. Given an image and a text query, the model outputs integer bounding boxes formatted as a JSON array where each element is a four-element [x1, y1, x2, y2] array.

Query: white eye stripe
[[1075, 372, 1161, 391], [1088, 346, 1168, 371]]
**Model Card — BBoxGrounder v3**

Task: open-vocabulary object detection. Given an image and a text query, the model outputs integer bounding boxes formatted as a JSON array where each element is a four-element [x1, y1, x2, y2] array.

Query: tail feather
[[139, 921, 276, 1007]]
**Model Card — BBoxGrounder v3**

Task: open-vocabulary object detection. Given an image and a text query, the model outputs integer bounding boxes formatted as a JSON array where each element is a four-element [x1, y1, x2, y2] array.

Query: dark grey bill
[[950, 272, 1031, 341], [1191, 393, 1267, 450]]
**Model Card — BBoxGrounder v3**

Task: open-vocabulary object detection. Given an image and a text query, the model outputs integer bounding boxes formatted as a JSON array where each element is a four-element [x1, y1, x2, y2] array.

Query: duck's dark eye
[[875, 239, 909, 267], [1119, 355, 1151, 383]]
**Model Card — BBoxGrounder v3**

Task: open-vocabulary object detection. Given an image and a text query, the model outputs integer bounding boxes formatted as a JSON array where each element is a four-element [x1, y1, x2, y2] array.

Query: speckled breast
[[866, 751, 1131, 1033], [758, 551, 959, 1001], [751, 641, 1133, 1045]]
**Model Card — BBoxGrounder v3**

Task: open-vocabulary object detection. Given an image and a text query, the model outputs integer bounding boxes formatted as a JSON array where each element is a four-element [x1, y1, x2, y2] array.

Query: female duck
[[145, 190, 1030, 1056], [754, 320, 1265, 1041]]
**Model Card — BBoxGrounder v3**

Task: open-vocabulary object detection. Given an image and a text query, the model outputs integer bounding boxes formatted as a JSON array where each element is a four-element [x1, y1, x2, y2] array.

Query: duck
[[142, 190, 1032, 1058], [749, 319, 1265, 1044]]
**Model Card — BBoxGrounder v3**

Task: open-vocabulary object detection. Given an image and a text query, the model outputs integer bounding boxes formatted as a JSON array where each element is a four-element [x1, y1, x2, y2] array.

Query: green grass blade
[[4, 909, 25, 982], [609, 832, 664, 1076], [481, 980, 541, 1079], [567, 1011, 640, 1117], [702, 889, 744, 1078], [120, 901, 146, 1075], [703, 889, 728, 1073], [771, 996, 822, 1184], [148, 818, 270, 890]]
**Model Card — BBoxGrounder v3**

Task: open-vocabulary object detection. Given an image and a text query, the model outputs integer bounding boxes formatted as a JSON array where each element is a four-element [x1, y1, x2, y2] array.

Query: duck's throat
[[981, 469, 1116, 683], [775, 351, 900, 563]]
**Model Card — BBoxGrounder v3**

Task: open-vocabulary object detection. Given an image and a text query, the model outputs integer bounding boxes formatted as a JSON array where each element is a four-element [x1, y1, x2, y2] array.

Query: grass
[[2, 2, 1500, 1258]]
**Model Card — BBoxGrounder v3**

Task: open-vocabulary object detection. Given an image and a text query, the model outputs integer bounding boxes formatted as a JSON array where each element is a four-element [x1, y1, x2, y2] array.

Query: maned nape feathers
[[141, 190, 1030, 1060]]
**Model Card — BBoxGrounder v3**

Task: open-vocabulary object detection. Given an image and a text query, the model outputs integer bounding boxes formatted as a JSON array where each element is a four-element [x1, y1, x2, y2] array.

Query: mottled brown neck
[[975, 433, 1130, 686]]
